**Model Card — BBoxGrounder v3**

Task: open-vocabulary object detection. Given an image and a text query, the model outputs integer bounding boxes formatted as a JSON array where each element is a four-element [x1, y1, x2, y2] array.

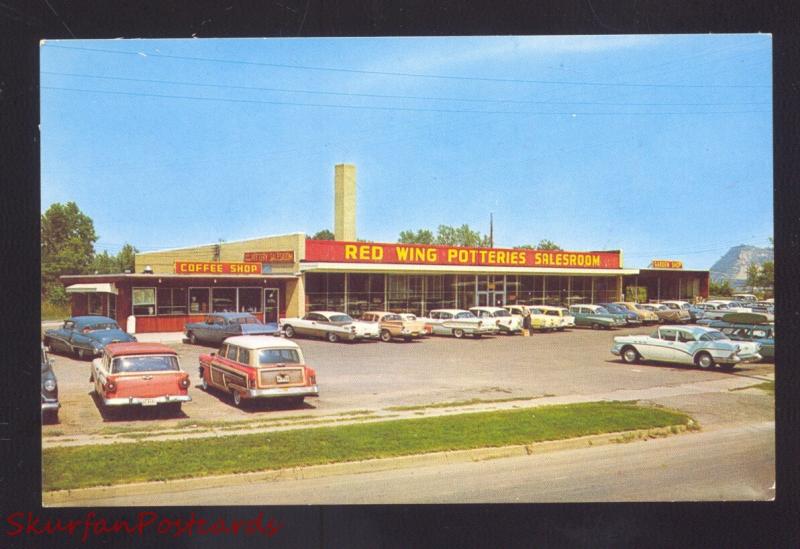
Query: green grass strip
[[385, 395, 549, 411], [43, 401, 691, 491]]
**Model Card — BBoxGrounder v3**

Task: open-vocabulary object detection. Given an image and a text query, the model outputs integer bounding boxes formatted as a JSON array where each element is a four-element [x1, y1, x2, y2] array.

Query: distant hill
[[709, 245, 773, 286]]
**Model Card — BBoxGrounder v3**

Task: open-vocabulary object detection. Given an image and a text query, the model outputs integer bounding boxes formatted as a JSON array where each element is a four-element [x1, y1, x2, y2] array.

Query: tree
[[398, 229, 435, 244], [759, 260, 774, 289], [536, 239, 562, 250], [89, 243, 138, 274], [434, 224, 490, 247], [514, 240, 562, 250], [116, 243, 138, 272], [745, 263, 761, 293], [41, 202, 97, 303], [709, 279, 733, 297], [311, 229, 335, 240]]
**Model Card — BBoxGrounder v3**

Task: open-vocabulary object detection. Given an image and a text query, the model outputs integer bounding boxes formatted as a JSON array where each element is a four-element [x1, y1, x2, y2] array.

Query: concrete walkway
[[131, 331, 186, 344]]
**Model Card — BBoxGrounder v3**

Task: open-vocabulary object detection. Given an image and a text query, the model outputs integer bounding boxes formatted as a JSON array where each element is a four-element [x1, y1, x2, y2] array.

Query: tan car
[[641, 303, 691, 324], [613, 302, 660, 324], [361, 311, 426, 342]]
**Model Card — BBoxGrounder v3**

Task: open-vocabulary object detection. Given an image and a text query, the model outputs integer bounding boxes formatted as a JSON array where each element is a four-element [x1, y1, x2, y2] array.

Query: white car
[[469, 306, 523, 334], [418, 309, 496, 338], [535, 305, 576, 330], [611, 325, 761, 370], [503, 305, 559, 331], [280, 311, 380, 342]]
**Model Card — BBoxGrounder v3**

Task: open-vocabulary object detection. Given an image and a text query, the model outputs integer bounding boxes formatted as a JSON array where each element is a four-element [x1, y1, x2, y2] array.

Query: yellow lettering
[[345, 245, 357, 259], [555, 254, 562, 266], [593, 255, 600, 267], [426, 248, 437, 262], [458, 250, 468, 263], [569, 255, 576, 266], [396, 247, 409, 261], [534, 252, 541, 265], [447, 249, 458, 262], [497, 251, 506, 264], [488, 251, 496, 263], [373, 246, 384, 261]]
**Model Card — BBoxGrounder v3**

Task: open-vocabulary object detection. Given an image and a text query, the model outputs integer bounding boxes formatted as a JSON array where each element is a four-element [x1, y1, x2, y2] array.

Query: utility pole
[[489, 212, 494, 248]]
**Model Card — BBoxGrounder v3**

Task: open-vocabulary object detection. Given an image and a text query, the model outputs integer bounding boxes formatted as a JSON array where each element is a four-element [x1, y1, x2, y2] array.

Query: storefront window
[[189, 288, 210, 314], [305, 273, 346, 313], [87, 293, 103, 315], [157, 288, 188, 315], [212, 288, 237, 312], [517, 276, 536, 304], [387, 275, 425, 316], [132, 287, 156, 316], [238, 288, 262, 314], [456, 275, 475, 309], [108, 294, 116, 319]]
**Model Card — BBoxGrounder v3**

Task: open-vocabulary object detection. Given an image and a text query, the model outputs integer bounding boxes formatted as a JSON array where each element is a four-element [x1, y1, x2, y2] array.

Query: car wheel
[[380, 330, 392, 342], [232, 390, 243, 407], [200, 371, 209, 391], [696, 352, 715, 370], [188, 331, 197, 345], [621, 346, 640, 364], [591, 323, 600, 330], [453, 329, 465, 339], [326, 332, 339, 343], [284, 325, 295, 338]]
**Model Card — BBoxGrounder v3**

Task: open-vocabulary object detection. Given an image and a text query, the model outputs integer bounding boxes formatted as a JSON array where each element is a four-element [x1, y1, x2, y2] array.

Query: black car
[[41, 344, 60, 423]]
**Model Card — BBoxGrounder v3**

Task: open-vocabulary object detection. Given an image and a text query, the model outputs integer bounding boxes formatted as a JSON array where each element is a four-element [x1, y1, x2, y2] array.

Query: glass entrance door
[[476, 275, 506, 307], [264, 289, 280, 323]]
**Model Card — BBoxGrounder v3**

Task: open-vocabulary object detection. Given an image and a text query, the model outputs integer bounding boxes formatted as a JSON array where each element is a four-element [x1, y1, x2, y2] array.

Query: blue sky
[[40, 35, 773, 270]]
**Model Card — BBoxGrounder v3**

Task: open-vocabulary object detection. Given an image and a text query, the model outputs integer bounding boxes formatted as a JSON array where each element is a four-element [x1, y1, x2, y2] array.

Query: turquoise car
[[708, 313, 774, 361], [568, 305, 627, 329]]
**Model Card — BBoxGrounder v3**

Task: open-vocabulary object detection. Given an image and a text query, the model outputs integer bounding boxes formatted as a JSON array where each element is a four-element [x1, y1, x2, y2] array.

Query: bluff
[[709, 245, 773, 285]]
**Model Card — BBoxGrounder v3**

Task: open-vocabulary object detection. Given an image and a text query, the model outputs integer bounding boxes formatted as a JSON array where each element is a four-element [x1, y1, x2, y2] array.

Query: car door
[[644, 328, 678, 361], [51, 320, 74, 352]]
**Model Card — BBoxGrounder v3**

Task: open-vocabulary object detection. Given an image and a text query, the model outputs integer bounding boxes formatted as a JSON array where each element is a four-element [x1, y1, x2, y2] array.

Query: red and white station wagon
[[198, 336, 319, 408], [91, 342, 192, 414]]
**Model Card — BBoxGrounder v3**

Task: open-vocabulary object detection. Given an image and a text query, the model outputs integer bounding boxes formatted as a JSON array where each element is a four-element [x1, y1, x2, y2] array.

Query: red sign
[[175, 261, 262, 274], [243, 251, 295, 264], [304, 240, 621, 269]]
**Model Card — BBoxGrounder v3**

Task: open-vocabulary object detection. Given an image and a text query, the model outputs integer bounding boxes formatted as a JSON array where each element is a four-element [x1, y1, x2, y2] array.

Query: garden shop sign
[[305, 240, 622, 269]]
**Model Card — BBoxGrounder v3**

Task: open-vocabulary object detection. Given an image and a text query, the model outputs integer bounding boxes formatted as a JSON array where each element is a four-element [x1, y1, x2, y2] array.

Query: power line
[[41, 86, 771, 116], [41, 71, 771, 107], [43, 44, 771, 89]]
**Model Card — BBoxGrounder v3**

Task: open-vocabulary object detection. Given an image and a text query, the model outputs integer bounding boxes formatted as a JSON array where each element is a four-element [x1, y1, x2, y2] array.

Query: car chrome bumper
[[716, 353, 762, 365], [41, 400, 60, 411], [246, 385, 319, 399], [104, 395, 192, 406]]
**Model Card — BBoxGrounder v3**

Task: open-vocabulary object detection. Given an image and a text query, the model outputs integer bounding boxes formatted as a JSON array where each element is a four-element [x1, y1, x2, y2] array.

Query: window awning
[[65, 283, 118, 295]]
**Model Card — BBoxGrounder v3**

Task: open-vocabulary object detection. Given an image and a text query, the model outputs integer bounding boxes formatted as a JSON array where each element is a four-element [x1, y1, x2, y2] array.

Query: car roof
[[105, 342, 177, 357], [659, 325, 716, 335], [207, 312, 259, 319], [223, 335, 300, 350], [71, 315, 116, 324], [430, 309, 470, 314], [308, 311, 349, 316]]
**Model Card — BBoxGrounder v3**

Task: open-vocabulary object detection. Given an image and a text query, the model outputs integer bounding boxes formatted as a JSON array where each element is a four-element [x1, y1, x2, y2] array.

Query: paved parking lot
[[44, 326, 774, 438]]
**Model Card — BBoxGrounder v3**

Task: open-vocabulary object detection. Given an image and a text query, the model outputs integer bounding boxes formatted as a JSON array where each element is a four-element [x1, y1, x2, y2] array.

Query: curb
[[43, 424, 693, 506]]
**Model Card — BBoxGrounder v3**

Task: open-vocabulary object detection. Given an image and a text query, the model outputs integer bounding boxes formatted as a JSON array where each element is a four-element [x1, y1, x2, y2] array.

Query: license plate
[[141, 398, 158, 406], [276, 374, 290, 384]]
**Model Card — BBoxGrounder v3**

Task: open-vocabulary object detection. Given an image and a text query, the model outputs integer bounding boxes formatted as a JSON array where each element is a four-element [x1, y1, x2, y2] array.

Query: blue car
[[599, 303, 642, 325], [43, 316, 136, 360], [184, 312, 280, 345]]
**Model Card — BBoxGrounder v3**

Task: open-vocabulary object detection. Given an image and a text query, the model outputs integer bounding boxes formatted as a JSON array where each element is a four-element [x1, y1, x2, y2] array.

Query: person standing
[[522, 308, 532, 336]]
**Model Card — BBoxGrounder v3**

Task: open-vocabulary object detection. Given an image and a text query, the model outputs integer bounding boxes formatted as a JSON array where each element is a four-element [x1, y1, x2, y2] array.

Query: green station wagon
[[568, 304, 627, 330]]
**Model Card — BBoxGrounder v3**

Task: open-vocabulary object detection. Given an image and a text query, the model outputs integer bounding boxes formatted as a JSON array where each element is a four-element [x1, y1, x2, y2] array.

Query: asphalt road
[[44, 325, 775, 437], [65, 421, 775, 505]]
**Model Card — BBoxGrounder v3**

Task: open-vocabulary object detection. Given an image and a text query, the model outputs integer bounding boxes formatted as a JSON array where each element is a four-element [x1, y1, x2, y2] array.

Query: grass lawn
[[41, 301, 71, 321], [43, 401, 692, 491], [385, 395, 552, 411]]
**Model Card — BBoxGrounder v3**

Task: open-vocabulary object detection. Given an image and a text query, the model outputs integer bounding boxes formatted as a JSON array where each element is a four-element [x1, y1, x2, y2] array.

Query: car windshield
[[596, 307, 610, 314], [258, 348, 301, 364], [231, 316, 260, 325], [529, 308, 543, 314], [455, 312, 475, 319], [329, 315, 354, 323], [404, 314, 417, 320], [493, 310, 511, 317], [85, 322, 120, 331], [112, 355, 179, 373], [604, 305, 622, 313], [704, 330, 727, 341]]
